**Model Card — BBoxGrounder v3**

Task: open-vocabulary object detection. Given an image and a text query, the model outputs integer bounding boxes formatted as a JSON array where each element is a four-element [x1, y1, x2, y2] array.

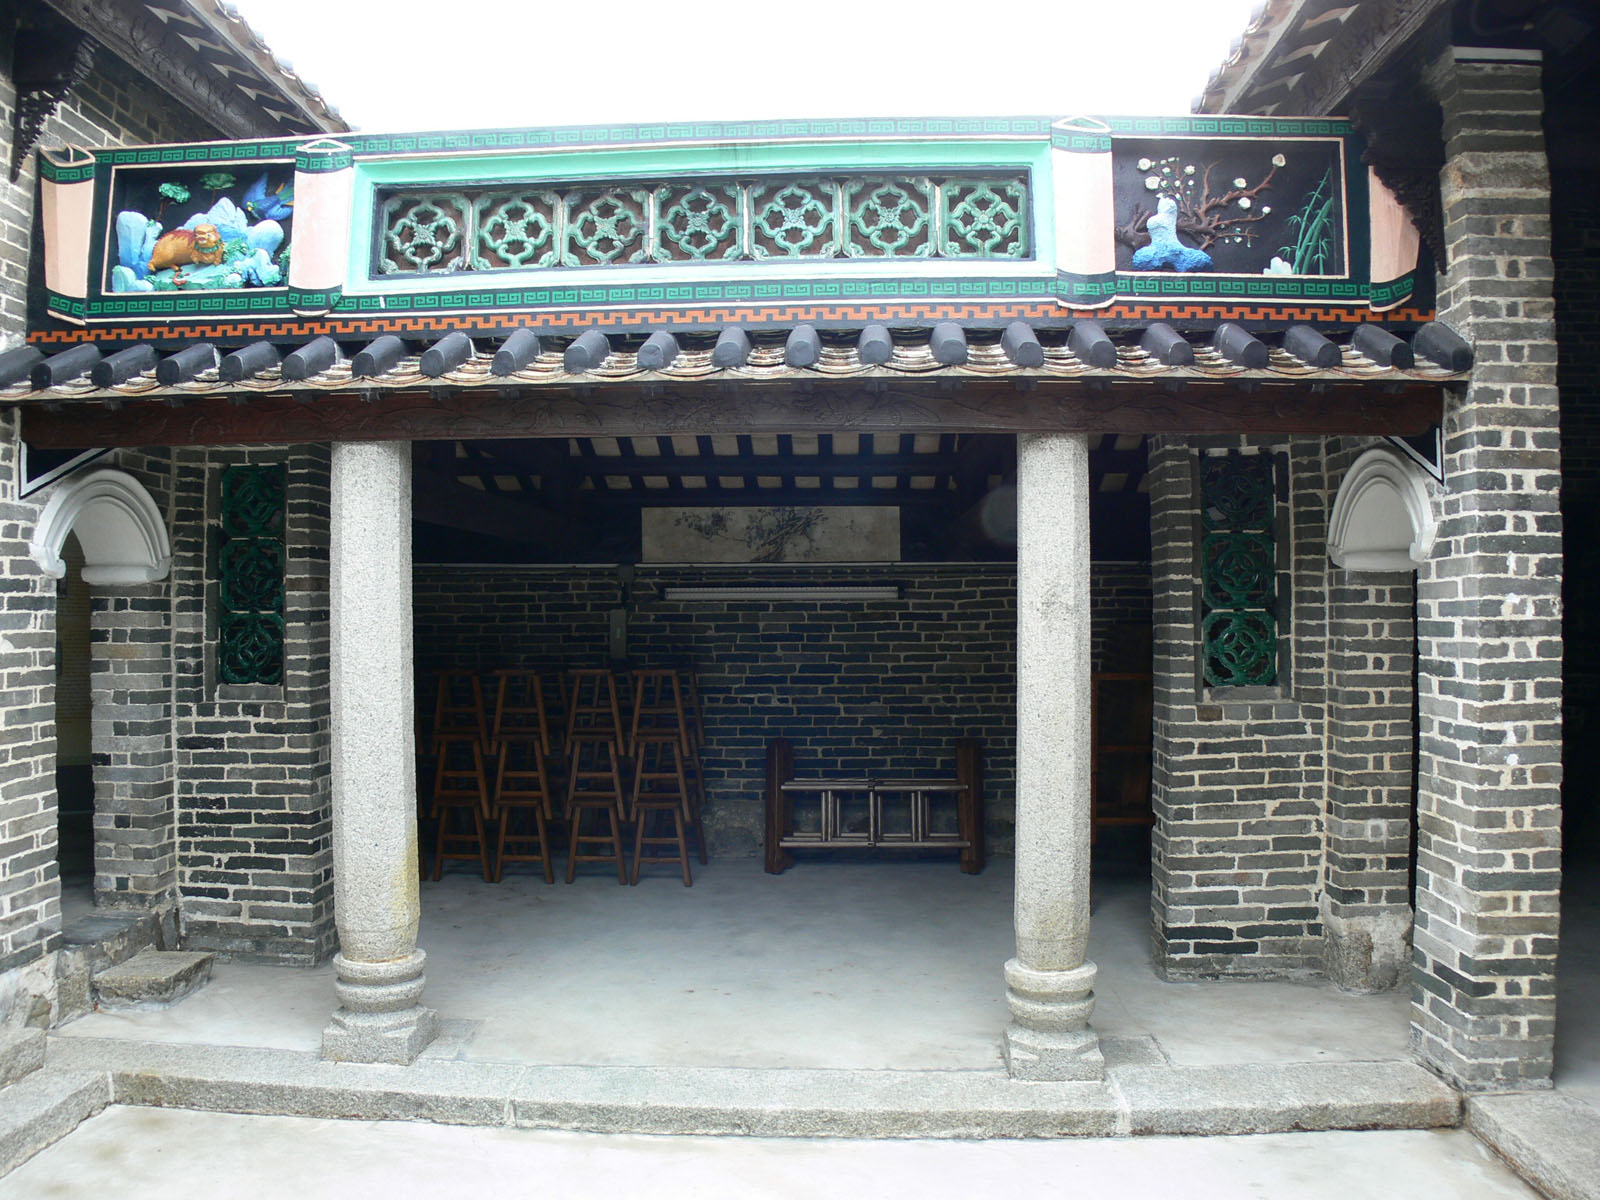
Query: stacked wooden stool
[[489, 669, 558, 883], [627, 668, 708, 885], [430, 671, 493, 881], [563, 669, 629, 884]]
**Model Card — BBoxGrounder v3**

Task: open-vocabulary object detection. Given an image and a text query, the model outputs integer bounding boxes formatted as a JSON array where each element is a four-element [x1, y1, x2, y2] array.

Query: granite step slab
[[92, 950, 215, 1010], [45, 1037, 1460, 1141], [1469, 1090, 1600, 1200], [0, 1030, 45, 1089], [0, 1067, 111, 1178]]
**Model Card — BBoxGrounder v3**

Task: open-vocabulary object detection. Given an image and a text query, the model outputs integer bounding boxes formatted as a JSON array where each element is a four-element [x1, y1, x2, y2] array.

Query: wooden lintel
[[15, 378, 1445, 450]]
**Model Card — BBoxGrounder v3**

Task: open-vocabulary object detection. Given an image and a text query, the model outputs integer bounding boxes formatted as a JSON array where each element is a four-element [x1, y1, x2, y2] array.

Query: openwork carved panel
[[379, 193, 471, 274], [473, 191, 559, 269], [655, 184, 742, 261], [844, 177, 932, 258], [1200, 452, 1279, 687], [218, 465, 285, 686], [564, 188, 652, 265], [942, 179, 1028, 257], [373, 172, 1031, 275]]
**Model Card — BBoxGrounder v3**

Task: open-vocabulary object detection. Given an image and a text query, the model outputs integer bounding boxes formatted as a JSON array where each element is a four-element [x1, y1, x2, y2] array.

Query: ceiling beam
[[548, 450, 964, 478], [17, 377, 1447, 449], [573, 486, 954, 509], [412, 465, 586, 554]]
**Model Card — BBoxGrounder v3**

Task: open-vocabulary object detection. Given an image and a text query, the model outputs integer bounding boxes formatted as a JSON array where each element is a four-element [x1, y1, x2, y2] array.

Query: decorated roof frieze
[[31, 113, 1430, 338]]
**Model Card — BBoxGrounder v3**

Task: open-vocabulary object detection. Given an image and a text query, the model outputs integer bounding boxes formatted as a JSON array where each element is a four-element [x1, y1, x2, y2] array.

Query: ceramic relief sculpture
[[1114, 140, 1345, 277], [110, 167, 292, 293]]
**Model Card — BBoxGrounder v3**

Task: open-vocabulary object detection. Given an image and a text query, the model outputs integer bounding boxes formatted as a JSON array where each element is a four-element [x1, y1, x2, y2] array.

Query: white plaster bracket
[[28, 468, 172, 585], [1328, 447, 1437, 571]]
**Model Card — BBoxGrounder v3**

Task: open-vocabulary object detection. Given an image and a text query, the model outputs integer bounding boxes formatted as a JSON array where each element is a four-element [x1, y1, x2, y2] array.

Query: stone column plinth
[[1004, 432, 1103, 1081], [322, 441, 437, 1064]]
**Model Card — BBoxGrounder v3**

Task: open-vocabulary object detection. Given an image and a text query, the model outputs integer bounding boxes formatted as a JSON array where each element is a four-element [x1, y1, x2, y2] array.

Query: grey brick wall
[[0, 409, 61, 979], [169, 446, 334, 965], [1148, 436, 1330, 980], [413, 561, 1152, 857], [0, 26, 220, 1020], [87, 452, 177, 911], [1408, 53, 1565, 1091]]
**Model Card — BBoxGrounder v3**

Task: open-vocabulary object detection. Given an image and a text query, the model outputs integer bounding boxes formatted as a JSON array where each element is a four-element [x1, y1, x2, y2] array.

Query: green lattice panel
[[844, 177, 933, 258], [218, 466, 286, 687], [1200, 453, 1279, 688], [380, 193, 472, 274]]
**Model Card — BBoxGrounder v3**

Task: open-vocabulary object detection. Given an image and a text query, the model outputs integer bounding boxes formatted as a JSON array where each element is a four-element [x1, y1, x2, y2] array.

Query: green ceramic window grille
[[377, 173, 1030, 275], [218, 465, 286, 686], [1200, 452, 1278, 688]]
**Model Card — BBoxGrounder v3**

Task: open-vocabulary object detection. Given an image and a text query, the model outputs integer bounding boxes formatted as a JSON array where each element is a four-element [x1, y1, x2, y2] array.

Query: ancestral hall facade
[[0, 0, 1574, 1093]]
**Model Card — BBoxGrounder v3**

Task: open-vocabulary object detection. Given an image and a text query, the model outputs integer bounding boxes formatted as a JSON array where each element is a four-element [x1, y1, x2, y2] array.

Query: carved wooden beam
[[38, 0, 302, 139], [16, 377, 1446, 449], [9, 24, 94, 181], [1225, 0, 1452, 117]]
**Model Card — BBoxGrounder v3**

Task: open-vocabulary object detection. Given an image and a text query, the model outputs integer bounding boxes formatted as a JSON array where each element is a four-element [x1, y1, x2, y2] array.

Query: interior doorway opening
[[54, 532, 94, 925]]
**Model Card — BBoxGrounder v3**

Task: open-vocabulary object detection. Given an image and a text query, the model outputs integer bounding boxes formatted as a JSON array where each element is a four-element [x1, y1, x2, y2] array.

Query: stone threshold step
[[93, 950, 214, 1009], [0, 1067, 111, 1177], [45, 1037, 1460, 1140], [1469, 1091, 1600, 1200]]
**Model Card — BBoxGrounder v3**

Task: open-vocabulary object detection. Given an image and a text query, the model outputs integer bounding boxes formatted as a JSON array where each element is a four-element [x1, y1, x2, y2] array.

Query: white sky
[[222, 0, 1264, 132]]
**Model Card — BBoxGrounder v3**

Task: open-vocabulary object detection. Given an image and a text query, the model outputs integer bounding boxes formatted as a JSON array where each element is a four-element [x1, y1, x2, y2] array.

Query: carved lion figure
[[148, 223, 226, 274]]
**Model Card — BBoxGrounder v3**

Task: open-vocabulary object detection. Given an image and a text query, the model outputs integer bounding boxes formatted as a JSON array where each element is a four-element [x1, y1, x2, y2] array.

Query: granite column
[[1005, 432, 1104, 1080], [322, 440, 437, 1064]]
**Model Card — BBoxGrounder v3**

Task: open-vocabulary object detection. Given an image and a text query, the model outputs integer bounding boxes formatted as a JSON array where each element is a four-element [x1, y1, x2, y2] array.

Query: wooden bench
[[763, 738, 983, 874]]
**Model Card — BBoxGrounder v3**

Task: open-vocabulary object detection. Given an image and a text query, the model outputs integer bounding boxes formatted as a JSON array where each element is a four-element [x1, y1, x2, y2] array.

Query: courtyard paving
[[0, 1106, 1536, 1199]]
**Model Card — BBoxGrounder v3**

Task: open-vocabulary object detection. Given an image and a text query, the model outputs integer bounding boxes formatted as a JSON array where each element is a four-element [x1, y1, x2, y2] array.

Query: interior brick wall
[[413, 561, 1152, 857]]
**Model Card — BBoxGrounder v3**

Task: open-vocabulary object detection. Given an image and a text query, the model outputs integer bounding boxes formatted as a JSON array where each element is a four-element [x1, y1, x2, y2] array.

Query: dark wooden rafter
[[548, 449, 966, 479], [37, 0, 327, 138], [18, 376, 1448, 450], [411, 463, 586, 554], [1215, 0, 1452, 117]]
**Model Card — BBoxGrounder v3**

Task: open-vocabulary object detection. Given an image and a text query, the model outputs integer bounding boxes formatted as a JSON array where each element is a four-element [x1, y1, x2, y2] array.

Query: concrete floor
[[57, 858, 1411, 1071], [2, 1106, 1537, 1199]]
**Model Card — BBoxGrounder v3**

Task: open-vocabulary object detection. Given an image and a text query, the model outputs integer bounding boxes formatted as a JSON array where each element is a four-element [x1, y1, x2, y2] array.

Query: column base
[[1004, 1024, 1105, 1081], [322, 1004, 439, 1065]]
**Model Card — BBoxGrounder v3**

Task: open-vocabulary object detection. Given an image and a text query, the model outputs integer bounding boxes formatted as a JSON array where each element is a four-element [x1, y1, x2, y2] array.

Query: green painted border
[[85, 291, 294, 318], [1370, 273, 1417, 309], [295, 147, 354, 173], [85, 115, 1358, 174], [1055, 271, 1119, 302], [1051, 132, 1113, 153], [1117, 274, 1366, 300], [1104, 115, 1355, 137], [288, 287, 341, 312], [40, 158, 96, 185], [91, 117, 1060, 172], [331, 274, 1053, 313], [46, 292, 87, 320]]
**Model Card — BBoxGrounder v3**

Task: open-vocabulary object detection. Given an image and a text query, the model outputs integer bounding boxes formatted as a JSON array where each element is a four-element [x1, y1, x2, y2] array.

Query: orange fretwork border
[[26, 301, 1437, 346]]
